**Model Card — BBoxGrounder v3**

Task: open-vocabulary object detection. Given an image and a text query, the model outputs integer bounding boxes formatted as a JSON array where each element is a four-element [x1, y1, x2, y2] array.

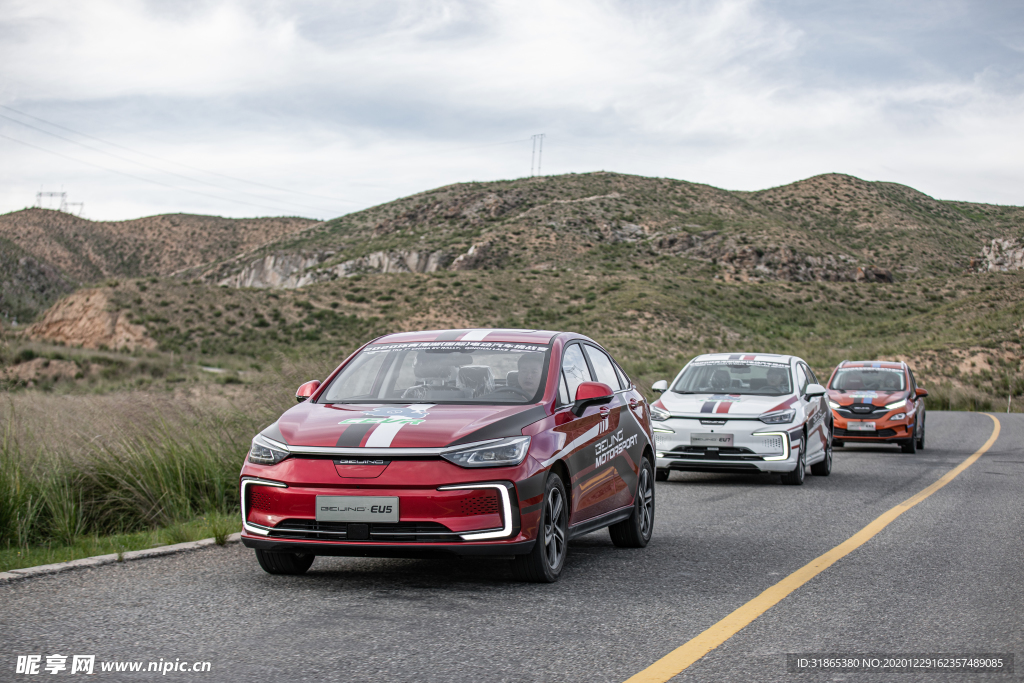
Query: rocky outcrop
[[217, 253, 326, 288], [976, 238, 1024, 272], [651, 230, 865, 282], [215, 249, 452, 289], [26, 288, 156, 351]]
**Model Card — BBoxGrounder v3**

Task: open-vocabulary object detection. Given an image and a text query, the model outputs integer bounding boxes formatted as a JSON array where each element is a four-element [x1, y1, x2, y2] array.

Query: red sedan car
[[240, 329, 655, 582]]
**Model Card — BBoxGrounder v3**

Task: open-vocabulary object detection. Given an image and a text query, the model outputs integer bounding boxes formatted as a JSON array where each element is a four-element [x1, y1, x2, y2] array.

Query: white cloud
[[1, 0, 1022, 219]]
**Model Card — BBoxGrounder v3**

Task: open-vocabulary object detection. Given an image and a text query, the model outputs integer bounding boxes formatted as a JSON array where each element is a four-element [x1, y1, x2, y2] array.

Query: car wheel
[[901, 435, 917, 454], [780, 437, 806, 485], [810, 431, 832, 476], [254, 549, 315, 575], [655, 468, 670, 482], [610, 458, 655, 548], [511, 473, 568, 583], [916, 417, 925, 450]]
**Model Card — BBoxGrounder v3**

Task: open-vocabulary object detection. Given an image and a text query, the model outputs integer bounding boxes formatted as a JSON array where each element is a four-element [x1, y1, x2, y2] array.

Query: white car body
[[651, 353, 832, 483]]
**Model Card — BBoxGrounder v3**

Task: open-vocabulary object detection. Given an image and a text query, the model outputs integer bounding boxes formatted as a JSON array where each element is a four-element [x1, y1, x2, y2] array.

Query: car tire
[[916, 417, 925, 450], [254, 549, 315, 575], [780, 438, 806, 485], [810, 432, 832, 477], [511, 473, 568, 583], [901, 435, 917, 454], [655, 468, 670, 482], [610, 458, 655, 548]]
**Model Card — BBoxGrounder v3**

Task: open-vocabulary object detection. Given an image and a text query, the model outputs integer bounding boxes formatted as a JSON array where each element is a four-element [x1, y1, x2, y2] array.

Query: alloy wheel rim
[[639, 468, 654, 537], [543, 487, 566, 570]]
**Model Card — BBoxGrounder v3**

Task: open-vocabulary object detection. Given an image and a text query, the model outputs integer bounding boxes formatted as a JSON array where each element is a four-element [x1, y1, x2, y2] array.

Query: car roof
[[838, 360, 906, 370], [690, 352, 798, 364], [373, 328, 561, 345]]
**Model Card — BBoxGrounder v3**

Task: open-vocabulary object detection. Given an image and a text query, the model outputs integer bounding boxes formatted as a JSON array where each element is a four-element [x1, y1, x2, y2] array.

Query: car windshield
[[830, 368, 906, 392], [671, 361, 792, 396], [318, 341, 551, 404]]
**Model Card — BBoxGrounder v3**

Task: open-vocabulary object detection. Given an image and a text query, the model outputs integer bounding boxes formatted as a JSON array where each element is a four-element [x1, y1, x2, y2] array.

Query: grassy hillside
[[201, 172, 1020, 286], [0, 209, 318, 320]]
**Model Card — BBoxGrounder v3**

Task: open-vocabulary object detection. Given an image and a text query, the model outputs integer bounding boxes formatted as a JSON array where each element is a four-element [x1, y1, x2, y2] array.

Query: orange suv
[[826, 360, 927, 453]]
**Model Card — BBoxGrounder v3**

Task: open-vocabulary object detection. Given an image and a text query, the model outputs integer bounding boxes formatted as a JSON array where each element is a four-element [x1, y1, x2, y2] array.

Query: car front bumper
[[653, 419, 801, 473], [832, 414, 915, 442], [239, 458, 535, 556]]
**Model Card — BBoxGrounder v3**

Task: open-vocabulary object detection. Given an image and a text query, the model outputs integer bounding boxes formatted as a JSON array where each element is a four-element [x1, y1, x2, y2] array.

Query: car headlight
[[759, 409, 795, 424], [892, 412, 906, 421], [650, 405, 671, 421], [441, 436, 531, 468], [248, 434, 290, 465], [828, 400, 841, 410], [885, 398, 907, 410]]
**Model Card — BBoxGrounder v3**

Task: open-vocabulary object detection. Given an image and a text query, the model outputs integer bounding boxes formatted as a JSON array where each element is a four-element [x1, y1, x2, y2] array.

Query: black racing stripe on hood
[[336, 423, 375, 447], [447, 405, 549, 446], [700, 401, 716, 413]]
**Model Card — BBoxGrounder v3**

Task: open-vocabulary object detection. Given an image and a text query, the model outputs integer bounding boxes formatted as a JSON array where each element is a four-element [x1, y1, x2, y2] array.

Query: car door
[[582, 344, 642, 513], [795, 362, 822, 460], [800, 362, 829, 458], [552, 342, 620, 525], [907, 367, 923, 433]]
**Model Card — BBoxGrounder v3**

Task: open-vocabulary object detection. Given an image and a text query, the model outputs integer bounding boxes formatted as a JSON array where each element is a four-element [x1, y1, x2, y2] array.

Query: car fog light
[[892, 412, 906, 421]]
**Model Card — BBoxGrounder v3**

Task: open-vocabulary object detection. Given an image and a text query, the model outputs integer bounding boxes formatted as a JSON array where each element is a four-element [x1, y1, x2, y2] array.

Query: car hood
[[827, 389, 906, 408], [656, 392, 797, 418], [261, 401, 546, 449]]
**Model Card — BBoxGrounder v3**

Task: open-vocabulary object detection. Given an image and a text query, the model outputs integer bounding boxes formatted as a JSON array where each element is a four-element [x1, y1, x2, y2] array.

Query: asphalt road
[[3, 411, 1021, 682]]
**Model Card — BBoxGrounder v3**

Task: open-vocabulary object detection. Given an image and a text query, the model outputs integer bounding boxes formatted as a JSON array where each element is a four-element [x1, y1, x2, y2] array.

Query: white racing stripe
[[364, 421, 407, 447], [460, 329, 491, 341], [363, 404, 435, 448]]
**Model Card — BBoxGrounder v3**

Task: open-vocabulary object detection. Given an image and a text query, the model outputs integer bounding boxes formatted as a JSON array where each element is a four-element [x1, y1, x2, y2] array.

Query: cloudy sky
[[1, 0, 1022, 220]]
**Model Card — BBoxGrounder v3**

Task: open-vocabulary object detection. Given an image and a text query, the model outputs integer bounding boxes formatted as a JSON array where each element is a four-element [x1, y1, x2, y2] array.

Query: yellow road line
[[625, 414, 1001, 683]]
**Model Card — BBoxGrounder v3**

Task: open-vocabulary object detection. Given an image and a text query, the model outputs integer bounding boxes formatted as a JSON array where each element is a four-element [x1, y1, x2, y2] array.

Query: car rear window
[[319, 341, 551, 404], [672, 360, 792, 396]]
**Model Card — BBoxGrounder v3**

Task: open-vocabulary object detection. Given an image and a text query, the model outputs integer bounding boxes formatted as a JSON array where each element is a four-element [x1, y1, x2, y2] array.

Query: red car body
[[240, 329, 655, 580], [826, 360, 928, 453]]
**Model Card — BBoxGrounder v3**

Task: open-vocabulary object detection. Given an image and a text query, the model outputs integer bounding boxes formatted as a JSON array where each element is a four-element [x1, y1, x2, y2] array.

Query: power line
[[0, 104, 359, 206], [0, 132, 331, 216], [0, 112, 342, 215]]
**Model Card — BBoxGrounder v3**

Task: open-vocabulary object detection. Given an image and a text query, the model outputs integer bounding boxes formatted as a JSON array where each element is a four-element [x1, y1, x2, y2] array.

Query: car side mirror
[[651, 380, 668, 393], [572, 381, 614, 417], [915, 387, 928, 398], [296, 379, 321, 403], [804, 383, 827, 399]]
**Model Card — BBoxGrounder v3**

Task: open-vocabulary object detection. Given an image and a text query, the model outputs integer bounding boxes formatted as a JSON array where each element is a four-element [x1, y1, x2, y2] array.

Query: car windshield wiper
[[670, 390, 701, 394]]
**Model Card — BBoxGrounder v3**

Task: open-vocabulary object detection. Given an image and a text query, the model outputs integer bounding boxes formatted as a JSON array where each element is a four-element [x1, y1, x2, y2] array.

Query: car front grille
[[835, 428, 897, 438], [663, 446, 762, 460], [267, 519, 462, 542], [835, 406, 887, 419]]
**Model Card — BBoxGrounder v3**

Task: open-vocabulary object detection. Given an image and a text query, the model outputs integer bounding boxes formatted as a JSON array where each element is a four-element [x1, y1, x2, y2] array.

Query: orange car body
[[825, 360, 927, 452]]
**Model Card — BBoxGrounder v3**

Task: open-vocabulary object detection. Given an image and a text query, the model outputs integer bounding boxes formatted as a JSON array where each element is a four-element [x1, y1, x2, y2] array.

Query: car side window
[[795, 364, 809, 396], [558, 373, 570, 405], [561, 344, 593, 400], [614, 362, 630, 390], [584, 345, 620, 390], [804, 364, 819, 385], [908, 368, 917, 392]]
